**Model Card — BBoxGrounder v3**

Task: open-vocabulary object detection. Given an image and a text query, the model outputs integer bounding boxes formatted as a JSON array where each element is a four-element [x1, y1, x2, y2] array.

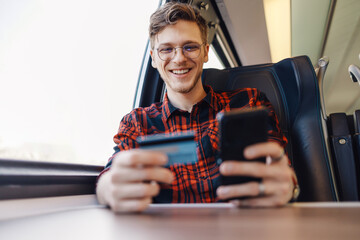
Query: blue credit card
[[137, 132, 198, 167]]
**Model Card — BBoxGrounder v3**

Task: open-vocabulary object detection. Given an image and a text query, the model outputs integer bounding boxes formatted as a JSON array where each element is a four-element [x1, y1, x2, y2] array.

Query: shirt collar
[[161, 85, 220, 121], [202, 85, 220, 112], [161, 93, 178, 122]]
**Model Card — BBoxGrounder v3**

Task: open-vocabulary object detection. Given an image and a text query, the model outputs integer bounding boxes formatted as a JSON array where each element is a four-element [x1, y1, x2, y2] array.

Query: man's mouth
[[171, 69, 190, 75]]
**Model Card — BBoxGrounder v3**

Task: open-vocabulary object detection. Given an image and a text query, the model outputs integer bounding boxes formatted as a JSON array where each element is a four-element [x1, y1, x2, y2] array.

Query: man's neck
[[166, 83, 206, 113]]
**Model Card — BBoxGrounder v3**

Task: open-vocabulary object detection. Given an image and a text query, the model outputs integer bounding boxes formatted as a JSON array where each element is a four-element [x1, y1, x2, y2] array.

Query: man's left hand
[[216, 142, 294, 207]]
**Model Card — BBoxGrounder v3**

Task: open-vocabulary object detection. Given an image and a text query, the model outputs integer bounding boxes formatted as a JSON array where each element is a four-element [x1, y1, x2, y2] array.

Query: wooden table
[[1, 200, 360, 240]]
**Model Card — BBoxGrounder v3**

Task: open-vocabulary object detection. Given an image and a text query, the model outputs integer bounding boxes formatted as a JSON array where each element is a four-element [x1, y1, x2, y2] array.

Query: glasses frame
[[156, 43, 205, 61]]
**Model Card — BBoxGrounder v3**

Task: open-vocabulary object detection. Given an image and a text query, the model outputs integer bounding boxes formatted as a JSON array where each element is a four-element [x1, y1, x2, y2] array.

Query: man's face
[[150, 20, 209, 95]]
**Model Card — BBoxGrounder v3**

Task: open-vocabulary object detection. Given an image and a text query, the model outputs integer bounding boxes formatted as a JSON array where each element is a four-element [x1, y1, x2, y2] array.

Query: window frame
[[0, 158, 103, 200]]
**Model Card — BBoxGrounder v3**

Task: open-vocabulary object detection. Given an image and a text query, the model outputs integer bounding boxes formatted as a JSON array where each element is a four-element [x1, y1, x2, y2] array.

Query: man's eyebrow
[[156, 41, 201, 48], [157, 43, 173, 48]]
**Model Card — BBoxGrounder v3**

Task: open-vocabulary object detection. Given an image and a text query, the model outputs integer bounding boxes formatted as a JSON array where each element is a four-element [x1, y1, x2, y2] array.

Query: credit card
[[137, 132, 198, 167]]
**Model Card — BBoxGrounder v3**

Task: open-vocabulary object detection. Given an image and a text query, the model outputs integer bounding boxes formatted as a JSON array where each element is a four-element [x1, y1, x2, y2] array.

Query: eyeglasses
[[156, 43, 205, 61]]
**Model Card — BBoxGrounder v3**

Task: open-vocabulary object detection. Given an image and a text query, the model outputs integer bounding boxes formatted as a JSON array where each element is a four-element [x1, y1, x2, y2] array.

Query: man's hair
[[149, 1, 208, 49]]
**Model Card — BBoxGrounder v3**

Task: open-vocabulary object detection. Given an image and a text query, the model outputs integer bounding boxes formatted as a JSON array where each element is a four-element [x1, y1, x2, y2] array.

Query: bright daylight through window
[[0, 0, 224, 166], [0, 0, 160, 165]]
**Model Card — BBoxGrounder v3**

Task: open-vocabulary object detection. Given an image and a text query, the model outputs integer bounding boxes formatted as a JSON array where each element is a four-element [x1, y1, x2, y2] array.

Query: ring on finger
[[258, 181, 266, 197]]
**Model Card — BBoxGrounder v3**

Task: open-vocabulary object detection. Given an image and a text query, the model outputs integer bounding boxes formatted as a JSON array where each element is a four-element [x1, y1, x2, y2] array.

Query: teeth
[[172, 69, 189, 74]]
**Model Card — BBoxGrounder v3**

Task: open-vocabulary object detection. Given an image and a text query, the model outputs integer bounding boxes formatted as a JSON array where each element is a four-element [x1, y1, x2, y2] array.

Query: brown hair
[[149, 1, 208, 49]]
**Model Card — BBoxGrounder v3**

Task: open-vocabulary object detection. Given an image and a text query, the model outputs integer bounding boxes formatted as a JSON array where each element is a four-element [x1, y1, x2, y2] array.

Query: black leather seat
[[202, 55, 338, 201]]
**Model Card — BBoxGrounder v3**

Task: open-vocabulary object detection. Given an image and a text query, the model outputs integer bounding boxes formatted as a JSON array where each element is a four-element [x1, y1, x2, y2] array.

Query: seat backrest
[[202, 55, 338, 201], [328, 113, 359, 201]]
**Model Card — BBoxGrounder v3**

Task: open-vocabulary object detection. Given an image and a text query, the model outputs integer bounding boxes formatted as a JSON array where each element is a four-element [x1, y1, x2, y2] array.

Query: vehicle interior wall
[[215, 0, 360, 115]]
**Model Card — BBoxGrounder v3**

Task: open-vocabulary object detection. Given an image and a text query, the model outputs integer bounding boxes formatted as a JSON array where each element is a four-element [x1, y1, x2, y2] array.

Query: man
[[96, 2, 297, 213]]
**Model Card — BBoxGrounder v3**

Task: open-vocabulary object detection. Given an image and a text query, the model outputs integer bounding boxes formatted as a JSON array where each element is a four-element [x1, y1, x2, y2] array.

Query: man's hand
[[96, 149, 173, 213], [216, 142, 294, 207]]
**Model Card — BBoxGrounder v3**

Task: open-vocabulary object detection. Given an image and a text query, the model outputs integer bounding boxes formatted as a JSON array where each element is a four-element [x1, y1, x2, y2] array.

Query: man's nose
[[172, 47, 187, 63]]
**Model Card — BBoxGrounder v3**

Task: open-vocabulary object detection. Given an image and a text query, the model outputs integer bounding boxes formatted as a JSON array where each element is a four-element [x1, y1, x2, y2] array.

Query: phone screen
[[217, 107, 269, 186]]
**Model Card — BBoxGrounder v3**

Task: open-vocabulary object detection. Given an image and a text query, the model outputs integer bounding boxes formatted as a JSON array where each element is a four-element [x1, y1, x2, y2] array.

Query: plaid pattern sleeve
[[99, 85, 287, 203], [98, 104, 163, 175]]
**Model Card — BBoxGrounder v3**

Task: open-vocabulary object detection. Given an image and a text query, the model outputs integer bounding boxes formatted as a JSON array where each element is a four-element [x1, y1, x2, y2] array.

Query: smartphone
[[217, 107, 269, 186]]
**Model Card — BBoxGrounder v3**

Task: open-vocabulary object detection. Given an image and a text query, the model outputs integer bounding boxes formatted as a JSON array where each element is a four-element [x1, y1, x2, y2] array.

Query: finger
[[111, 166, 173, 184], [230, 194, 289, 208], [224, 178, 293, 206], [110, 197, 152, 213], [218, 179, 293, 199], [220, 160, 272, 178], [220, 160, 292, 181], [111, 181, 160, 199], [113, 149, 168, 167], [244, 142, 287, 164], [217, 181, 260, 199]]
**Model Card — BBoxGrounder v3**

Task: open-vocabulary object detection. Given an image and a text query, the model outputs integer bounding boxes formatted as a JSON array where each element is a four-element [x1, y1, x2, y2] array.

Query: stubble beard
[[166, 71, 202, 94]]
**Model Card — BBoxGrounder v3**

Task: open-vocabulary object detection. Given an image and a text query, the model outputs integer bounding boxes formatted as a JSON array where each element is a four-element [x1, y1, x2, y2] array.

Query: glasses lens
[[183, 44, 201, 59], [158, 47, 174, 61]]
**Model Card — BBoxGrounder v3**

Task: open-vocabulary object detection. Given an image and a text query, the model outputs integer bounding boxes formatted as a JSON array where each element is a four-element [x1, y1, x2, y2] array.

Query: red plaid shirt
[[101, 85, 287, 203]]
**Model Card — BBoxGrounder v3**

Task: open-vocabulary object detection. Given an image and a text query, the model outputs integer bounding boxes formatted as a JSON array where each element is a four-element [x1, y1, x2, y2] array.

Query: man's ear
[[204, 44, 210, 63], [150, 50, 157, 68]]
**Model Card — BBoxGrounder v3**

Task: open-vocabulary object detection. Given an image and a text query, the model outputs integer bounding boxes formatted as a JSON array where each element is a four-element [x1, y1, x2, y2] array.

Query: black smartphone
[[217, 106, 269, 186]]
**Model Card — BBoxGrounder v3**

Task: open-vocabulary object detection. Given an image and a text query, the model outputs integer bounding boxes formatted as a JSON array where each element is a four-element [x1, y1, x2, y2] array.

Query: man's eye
[[184, 45, 199, 52], [159, 48, 173, 53]]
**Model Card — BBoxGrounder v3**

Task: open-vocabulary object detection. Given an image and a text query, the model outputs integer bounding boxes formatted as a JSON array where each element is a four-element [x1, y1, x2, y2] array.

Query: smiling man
[[150, 19, 208, 112], [96, 1, 298, 213]]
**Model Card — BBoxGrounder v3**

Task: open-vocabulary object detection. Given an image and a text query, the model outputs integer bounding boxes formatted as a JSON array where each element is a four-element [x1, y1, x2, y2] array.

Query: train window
[[204, 45, 225, 69], [0, 0, 160, 165]]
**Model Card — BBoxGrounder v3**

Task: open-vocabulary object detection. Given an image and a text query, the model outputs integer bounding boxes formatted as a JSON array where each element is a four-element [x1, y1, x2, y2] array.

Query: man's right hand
[[96, 149, 173, 213]]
